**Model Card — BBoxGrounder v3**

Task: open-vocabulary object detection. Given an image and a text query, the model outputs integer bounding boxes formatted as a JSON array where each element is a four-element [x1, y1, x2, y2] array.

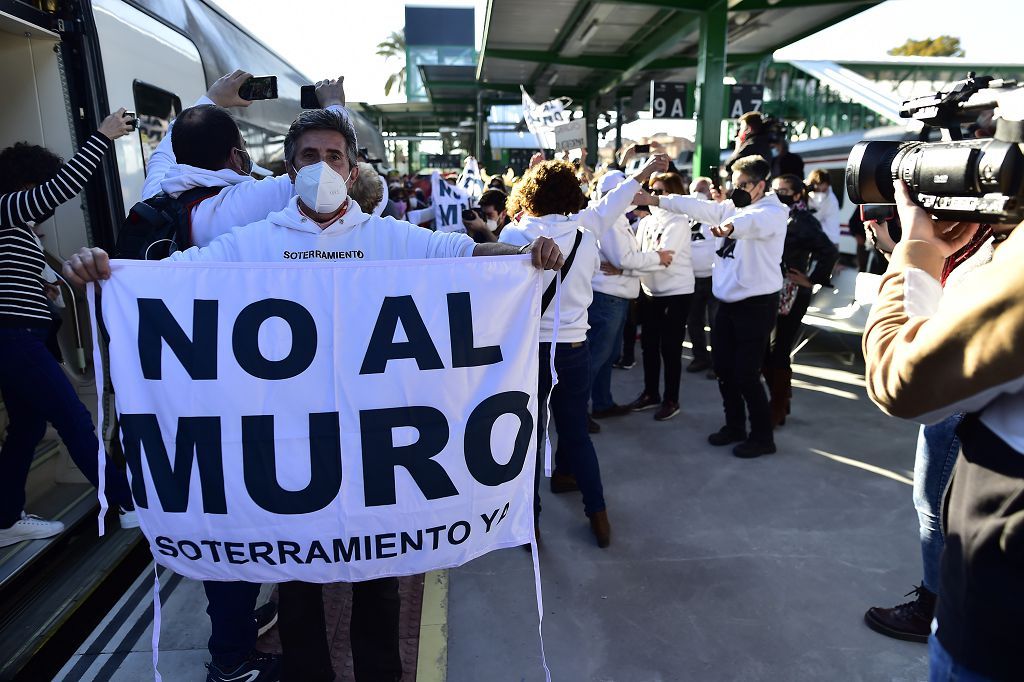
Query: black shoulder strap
[[175, 186, 222, 249], [540, 229, 584, 315]]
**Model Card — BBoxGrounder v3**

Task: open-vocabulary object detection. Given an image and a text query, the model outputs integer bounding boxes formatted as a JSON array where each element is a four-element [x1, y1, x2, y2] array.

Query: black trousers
[[278, 579, 402, 682], [686, 277, 717, 364], [766, 287, 812, 370], [639, 294, 692, 403], [204, 580, 262, 669], [619, 296, 641, 365], [712, 293, 779, 444]]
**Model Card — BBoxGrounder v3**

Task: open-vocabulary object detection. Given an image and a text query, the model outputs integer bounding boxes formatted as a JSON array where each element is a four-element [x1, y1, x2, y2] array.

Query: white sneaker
[[0, 512, 65, 547], [118, 507, 140, 529]]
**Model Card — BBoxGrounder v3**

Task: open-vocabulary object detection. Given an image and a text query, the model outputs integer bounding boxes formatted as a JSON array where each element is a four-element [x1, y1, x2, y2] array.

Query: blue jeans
[[586, 292, 630, 412], [914, 413, 964, 593], [536, 342, 606, 517], [929, 635, 994, 682], [0, 327, 132, 527]]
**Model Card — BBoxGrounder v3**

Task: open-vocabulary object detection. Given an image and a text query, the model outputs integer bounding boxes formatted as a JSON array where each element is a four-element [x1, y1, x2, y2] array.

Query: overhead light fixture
[[723, 76, 737, 85], [579, 20, 599, 46], [547, 71, 560, 86], [733, 11, 750, 25]]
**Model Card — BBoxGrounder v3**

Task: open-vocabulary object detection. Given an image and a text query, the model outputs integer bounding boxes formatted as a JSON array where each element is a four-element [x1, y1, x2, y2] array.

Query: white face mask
[[485, 218, 499, 232], [691, 190, 711, 200], [294, 161, 351, 214]]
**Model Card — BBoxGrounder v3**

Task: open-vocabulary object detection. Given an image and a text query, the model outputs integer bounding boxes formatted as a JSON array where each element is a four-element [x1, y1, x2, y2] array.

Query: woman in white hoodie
[[497, 160, 612, 548], [622, 172, 695, 421]]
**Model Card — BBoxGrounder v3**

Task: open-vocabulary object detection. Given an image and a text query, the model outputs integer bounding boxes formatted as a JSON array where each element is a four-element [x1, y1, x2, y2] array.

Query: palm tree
[[376, 30, 406, 96]]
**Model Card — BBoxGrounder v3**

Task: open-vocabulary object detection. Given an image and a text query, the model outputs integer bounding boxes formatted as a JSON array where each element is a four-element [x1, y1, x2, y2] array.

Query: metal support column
[[584, 98, 598, 168], [475, 90, 485, 160], [692, 1, 727, 183]]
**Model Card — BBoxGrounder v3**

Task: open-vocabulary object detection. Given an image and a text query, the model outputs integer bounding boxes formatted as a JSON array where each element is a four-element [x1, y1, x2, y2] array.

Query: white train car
[[0, 1, 383, 677]]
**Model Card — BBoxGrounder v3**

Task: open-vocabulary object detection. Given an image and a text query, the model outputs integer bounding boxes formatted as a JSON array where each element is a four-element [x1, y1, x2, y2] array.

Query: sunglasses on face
[[650, 188, 664, 195]]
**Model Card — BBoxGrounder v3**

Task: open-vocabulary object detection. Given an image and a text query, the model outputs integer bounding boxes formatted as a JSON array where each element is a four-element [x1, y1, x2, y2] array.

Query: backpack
[[115, 187, 222, 260]]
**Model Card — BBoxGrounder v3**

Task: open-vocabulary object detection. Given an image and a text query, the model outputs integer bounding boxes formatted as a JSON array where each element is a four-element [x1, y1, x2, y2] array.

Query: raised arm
[[576, 153, 669, 236], [657, 193, 733, 226], [1, 110, 133, 226]]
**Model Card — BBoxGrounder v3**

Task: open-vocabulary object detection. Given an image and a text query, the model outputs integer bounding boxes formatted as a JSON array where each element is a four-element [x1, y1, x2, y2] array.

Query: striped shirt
[[0, 133, 110, 326]]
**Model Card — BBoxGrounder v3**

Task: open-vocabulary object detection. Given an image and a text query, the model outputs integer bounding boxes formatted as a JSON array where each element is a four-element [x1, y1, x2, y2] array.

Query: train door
[[90, 0, 206, 216]]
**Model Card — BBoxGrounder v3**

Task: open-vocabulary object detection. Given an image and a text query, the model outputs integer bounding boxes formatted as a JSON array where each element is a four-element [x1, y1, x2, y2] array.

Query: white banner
[[431, 171, 473, 233], [99, 257, 542, 583], [521, 86, 569, 150]]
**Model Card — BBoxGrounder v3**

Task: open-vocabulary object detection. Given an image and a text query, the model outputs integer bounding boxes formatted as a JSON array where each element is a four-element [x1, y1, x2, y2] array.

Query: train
[[0, 1, 384, 677]]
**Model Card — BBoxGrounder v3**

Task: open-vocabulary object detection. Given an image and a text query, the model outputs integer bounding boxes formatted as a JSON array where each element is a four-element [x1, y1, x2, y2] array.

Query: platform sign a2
[[650, 82, 687, 119], [728, 84, 764, 118]]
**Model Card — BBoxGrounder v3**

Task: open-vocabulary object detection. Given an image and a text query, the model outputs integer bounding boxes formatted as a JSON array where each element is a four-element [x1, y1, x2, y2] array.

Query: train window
[[132, 81, 182, 171]]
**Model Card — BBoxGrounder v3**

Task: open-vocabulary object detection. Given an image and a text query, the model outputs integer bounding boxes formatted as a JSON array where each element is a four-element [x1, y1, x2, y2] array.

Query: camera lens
[[846, 140, 905, 204]]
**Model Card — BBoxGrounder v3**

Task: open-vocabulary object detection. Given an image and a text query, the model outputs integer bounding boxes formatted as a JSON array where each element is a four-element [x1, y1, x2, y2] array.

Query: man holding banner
[[65, 107, 562, 682]]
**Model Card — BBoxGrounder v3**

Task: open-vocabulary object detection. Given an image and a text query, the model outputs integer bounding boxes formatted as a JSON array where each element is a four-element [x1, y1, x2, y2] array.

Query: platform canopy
[[476, 0, 885, 100]]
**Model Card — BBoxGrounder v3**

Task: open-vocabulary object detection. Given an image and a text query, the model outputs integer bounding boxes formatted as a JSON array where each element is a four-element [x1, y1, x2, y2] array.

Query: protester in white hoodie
[[616, 172, 695, 422], [583, 160, 674, 428], [647, 155, 788, 459], [685, 176, 719, 376], [65, 107, 563, 682], [140, 71, 353, 249], [497, 158, 620, 548]]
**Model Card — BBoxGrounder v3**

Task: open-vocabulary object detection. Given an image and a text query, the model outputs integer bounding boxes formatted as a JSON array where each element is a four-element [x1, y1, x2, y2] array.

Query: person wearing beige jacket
[[863, 180, 1024, 682]]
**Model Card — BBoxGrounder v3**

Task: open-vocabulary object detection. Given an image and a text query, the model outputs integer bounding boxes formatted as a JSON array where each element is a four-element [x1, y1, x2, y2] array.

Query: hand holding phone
[[238, 76, 278, 101], [634, 144, 651, 154]]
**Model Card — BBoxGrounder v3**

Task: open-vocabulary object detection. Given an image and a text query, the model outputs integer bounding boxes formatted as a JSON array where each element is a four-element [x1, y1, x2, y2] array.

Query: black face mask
[[777, 194, 795, 207], [729, 187, 752, 208]]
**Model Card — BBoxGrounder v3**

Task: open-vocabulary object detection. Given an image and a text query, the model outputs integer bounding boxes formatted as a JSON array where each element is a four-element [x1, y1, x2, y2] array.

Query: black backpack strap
[[175, 186, 222, 249], [540, 229, 584, 315]]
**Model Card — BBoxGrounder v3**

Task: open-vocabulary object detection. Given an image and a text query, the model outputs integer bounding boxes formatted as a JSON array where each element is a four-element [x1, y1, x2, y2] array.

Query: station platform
[[56, 336, 929, 681]]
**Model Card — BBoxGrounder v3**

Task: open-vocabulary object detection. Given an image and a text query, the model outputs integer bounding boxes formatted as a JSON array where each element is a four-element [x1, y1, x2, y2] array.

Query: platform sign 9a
[[650, 82, 687, 119]]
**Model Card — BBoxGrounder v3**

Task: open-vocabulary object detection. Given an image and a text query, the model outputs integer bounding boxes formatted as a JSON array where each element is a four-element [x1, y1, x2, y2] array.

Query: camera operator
[[770, 137, 804, 180], [0, 110, 138, 549], [724, 112, 773, 175], [461, 188, 510, 243], [646, 155, 788, 458], [764, 175, 838, 426], [863, 173, 1024, 679]]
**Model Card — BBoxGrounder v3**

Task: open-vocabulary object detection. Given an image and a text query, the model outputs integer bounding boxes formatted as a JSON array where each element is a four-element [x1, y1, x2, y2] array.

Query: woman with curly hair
[[0, 109, 138, 547], [498, 159, 612, 546]]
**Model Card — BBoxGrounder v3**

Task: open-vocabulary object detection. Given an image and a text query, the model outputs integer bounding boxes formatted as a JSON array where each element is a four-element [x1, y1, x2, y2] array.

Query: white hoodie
[[587, 175, 662, 300], [498, 214, 600, 343], [170, 197, 475, 264], [659, 193, 788, 303], [807, 188, 841, 245], [629, 207, 694, 297], [141, 95, 352, 248]]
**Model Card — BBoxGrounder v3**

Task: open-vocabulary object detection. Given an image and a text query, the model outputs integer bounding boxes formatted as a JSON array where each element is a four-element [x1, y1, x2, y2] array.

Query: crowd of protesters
[[0, 60, 1018, 681]]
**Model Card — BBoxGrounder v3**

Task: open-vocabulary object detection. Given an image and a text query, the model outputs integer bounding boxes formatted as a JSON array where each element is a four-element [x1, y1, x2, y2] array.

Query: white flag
[[521, 86, 569, 150], [458, 157, 485, 201]]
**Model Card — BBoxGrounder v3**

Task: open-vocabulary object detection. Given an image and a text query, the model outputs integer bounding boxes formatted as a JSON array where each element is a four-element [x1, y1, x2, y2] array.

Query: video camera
[[846, 73, 1024, 223]]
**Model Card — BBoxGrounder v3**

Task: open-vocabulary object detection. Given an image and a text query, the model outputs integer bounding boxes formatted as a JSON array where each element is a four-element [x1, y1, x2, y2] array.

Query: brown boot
[[864, 585, 936, 643], [550, 470, 579, 494], [588, 510, 611, 548]]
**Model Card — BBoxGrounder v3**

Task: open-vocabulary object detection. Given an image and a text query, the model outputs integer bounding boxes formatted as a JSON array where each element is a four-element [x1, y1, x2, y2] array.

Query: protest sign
[[98, 257, 542, 583], [431, 171, 473, 232], [553, 119, 586, 153]]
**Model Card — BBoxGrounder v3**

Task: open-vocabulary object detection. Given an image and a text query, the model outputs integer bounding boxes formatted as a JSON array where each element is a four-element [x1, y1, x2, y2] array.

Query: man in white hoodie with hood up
[[646, 155, 788, 458], [65, 107, 563, 682], [140, 71, 353, 249]]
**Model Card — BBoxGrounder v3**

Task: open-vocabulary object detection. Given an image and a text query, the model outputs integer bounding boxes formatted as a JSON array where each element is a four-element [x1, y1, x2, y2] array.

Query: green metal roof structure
[[369, 0, 891, 174]]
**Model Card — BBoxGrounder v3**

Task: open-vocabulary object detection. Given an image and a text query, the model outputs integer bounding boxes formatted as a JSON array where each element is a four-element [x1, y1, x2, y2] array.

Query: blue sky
[[214, 0, 1020, 104]]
